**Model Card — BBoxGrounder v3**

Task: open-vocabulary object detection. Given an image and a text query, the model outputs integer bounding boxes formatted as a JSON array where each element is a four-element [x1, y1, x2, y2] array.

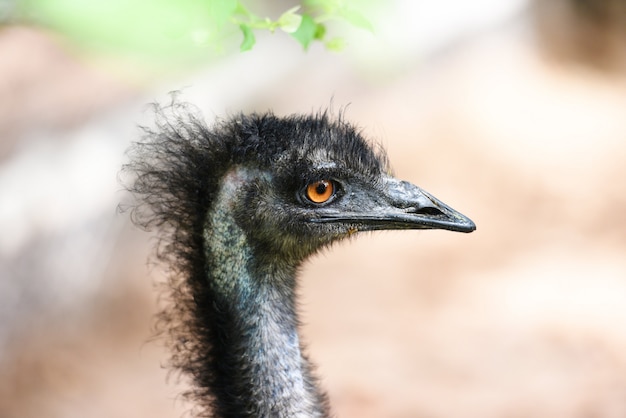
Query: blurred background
[[1, 0, 626, 417]]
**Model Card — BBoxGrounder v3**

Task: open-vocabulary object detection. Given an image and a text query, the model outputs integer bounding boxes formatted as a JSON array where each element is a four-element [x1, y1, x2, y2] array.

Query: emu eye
[[305, 180, 335, 204]]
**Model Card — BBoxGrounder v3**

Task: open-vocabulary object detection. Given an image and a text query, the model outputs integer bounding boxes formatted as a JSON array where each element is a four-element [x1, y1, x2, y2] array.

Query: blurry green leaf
[[16, 0, 221, 59], [14, 0, 374, 59], [339, 8, 373, 32], [313, 22, 326, 40], [233, 1, 246, 14], [302, 0, 332, 13], [291, 14, 317, 50], [278, 6, 302, 33], [207, 0, 237, 28], [239, 23, 255, 51], [325, 37, 344, 52]]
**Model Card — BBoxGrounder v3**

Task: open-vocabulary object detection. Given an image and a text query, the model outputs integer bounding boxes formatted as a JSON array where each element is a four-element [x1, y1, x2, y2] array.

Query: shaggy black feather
[[124, 100, 389, 417]]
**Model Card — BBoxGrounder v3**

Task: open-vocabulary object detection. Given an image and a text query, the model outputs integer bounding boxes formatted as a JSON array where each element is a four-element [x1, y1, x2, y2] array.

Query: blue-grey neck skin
[[203, 168, 329, 418]]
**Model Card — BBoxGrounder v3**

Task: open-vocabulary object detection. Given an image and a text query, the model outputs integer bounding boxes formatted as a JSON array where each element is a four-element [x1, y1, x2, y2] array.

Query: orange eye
[[306, 180, 334, 204]]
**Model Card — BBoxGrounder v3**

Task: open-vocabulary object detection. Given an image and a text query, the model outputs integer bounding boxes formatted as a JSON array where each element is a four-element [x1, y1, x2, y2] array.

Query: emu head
[[216, 112, 475, 264]]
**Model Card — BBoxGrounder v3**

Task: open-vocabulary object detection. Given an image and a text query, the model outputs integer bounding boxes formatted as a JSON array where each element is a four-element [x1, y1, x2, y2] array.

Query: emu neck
[[203, 169, 327, 418]]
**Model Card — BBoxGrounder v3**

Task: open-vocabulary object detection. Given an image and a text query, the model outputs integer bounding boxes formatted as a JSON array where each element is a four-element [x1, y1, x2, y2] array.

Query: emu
[[126, 102, 475, 418]]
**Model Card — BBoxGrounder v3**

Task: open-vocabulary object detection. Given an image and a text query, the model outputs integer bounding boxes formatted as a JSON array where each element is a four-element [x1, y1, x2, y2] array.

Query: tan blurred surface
[[2, 3, 626, 417]]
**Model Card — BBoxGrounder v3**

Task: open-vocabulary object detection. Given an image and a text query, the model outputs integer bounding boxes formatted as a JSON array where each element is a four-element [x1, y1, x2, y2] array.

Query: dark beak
[[312, 177, 476, 233]]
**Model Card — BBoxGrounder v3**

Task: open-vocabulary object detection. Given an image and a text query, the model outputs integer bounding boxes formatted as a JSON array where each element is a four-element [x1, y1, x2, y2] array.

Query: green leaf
[[313, 22, 326, 40], [207, 0, 237, 29], [291, 13, 318, 50], [324, 37, 344, 52], [239, 23, 255, 51], [277, 6, 302, 33], [340, 8, 374, 32]]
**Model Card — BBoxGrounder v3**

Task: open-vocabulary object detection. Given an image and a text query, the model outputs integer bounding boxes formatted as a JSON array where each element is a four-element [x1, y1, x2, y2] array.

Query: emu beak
[[313, 177, 476, 233], [376, 178, 476, 233]]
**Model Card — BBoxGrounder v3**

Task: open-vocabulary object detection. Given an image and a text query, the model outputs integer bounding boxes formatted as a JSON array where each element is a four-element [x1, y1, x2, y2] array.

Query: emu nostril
[[409, 206, 443, 216]]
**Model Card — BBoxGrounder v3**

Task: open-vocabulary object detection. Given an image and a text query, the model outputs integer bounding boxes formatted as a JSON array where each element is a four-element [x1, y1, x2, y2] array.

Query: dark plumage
[[125, 101, 475, 418]]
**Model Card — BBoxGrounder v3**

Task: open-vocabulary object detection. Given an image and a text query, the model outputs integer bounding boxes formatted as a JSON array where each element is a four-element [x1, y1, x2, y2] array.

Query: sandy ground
[[2, 8, 626, 418]]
